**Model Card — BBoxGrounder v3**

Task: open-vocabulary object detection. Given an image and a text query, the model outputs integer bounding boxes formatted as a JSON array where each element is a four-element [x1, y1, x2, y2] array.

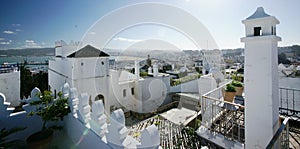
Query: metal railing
[[266, 117, 290, 149], [279, 88, 300, 118], [201, 80, 245, 143]]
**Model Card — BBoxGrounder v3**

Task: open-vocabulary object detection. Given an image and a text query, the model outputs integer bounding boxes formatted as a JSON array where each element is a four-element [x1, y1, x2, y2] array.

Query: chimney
[[135, 60, 140, 80], [153, 64, 158, 77]]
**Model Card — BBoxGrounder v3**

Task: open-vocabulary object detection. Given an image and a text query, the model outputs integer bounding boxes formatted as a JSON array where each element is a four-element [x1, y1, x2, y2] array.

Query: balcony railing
[[201, 80, 245, 143], [279, 88, 300, 118], [266, 117, 290, 149]]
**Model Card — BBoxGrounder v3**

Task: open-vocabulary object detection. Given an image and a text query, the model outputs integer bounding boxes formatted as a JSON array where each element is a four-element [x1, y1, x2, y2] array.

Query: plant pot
[[235, 86, 244, 96], [222, 89, 236, 102], [26, 129, 53, 149]]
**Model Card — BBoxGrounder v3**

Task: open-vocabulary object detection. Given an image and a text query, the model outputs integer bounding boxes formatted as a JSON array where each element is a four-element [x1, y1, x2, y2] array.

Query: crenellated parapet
[[0, 83, 161, 148], [55, 40, 82, 57], [106, 109, 129, 148], [68, 87, 79, 116], [0, 92, 14, 118], [90, 100, 108, 138], [65, 82, 161, 148], [77, 93, 91, 124]]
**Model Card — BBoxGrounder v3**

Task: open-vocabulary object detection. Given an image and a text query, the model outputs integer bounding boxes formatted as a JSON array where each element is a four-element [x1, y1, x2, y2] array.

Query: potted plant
[[231, 81, 244, 96], [26, 90, 70, 149], [223, 84, 236, 102]]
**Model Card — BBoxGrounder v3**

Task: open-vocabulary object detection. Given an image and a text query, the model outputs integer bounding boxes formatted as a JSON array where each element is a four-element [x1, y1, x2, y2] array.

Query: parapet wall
[[0, 84, 160, 149]]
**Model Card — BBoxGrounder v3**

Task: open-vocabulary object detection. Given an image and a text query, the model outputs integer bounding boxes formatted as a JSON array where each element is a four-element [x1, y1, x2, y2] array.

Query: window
[[131, 87, 134, 95], [254, 27, 262, 36], [271, 26, 274, 35], [123, 89, 126, 97]]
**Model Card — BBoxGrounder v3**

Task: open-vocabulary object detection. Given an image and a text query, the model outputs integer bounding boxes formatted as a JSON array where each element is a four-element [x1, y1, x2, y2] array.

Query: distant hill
[[0, 48, 55, 57], [279, 45, 300, 56]]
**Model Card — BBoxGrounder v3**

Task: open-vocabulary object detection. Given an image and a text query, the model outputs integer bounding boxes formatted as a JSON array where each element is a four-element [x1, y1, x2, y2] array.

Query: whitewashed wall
[[0, 71, 20, 106]]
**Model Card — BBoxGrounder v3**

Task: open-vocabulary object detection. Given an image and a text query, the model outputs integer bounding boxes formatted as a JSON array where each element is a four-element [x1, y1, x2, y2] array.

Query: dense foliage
[[140, 71, 148, 77], [225, 84, 236, 92], [20, 65, 48, 98], [231, 81, 243, 87], [278, 53, 291, 64], [29, 91, 70, 131], [171, 73, 201, 86]]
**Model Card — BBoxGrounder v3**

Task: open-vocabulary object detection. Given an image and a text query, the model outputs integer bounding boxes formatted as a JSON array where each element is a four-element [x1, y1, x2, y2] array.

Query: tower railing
[[266, 117, 290, 149]]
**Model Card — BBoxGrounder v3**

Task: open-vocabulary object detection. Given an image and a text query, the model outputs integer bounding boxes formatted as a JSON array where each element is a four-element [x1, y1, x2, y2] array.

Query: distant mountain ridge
[[0, 45, 298, 57], [0, 48, 55, 57]]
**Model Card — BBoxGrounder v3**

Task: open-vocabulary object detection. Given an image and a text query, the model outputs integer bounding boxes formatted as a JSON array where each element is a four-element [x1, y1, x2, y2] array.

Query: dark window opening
[[123, 89, 126, 97], [271, 26, 274, 35], [131, 87, 134, 95], [254, 27, 262, 36], [101, 61, 104, 65], [95, 94, 105, 106]]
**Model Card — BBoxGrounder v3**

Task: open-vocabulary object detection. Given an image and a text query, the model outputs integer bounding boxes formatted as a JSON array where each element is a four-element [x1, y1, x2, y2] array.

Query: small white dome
[[179, 66, 188, 72], [62, 83, 70, 96], [30, 87, 41, 99]]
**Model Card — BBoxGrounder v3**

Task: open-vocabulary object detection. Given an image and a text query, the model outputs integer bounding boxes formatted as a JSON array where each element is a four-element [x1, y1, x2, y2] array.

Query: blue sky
[[0, 0, 299, 50]]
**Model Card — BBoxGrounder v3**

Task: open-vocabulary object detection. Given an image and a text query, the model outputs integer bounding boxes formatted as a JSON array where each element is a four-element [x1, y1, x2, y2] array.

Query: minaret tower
[[241, 7, 281, 148]]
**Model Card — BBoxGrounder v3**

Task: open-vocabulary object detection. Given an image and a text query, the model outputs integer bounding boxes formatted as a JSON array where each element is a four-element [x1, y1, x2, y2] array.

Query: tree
[[146, 54, 151, 67], [20, 65, 34, 98], [278, 53, 291, 64], [20, 64, 49, 98]]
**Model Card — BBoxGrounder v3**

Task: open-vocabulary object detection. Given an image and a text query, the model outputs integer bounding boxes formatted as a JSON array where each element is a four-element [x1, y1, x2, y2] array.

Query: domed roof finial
[[247, 7, 270, 20]]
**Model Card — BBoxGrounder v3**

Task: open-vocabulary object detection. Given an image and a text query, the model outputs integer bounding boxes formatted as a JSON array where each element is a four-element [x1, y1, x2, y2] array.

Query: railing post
[[286, 89, 288, 111], [280, 88, 282, 113], [292, 89, 295, 114], [285, 120, 289, 149]]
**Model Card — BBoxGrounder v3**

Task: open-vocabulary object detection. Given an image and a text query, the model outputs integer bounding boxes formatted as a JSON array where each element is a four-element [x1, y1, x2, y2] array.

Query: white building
[[49, 41, 171, 115], [49, 41, 111, 114], [0, 65, 20, 106]]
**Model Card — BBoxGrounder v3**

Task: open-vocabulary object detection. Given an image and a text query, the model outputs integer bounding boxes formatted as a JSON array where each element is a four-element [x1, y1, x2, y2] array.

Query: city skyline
[[0, 0, 299, 50]]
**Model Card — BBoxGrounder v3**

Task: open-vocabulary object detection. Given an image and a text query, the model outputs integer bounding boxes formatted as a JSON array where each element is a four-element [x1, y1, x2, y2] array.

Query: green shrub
[[231, 81, 243, 87], [225, 84, 236, 92], [140, 71, 148, 77], [29, 91, 70, 131]]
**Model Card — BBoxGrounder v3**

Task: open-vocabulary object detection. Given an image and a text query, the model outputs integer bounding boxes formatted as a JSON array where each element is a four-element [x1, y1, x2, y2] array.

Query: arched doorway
[[95, 94, 105, 106]]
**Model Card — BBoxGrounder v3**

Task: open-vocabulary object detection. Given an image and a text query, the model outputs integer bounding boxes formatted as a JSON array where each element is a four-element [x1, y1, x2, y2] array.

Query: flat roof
[[160, 107, 198, 126]]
